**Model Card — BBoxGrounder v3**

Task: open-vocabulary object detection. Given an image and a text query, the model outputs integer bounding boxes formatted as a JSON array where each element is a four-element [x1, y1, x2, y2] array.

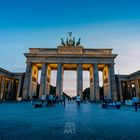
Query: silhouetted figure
[[48, 94, 53, 107], [69, 97, 72, 103], [27, 96, 30, 101], [62, 95, 66, 107], [76, 94, 81, 107], [104, 96, 108, 108]]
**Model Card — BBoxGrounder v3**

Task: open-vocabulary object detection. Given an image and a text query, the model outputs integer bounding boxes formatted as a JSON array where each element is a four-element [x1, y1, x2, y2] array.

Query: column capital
[[57, 63, 63, 68], [109, 63, 115, 66], [77, 63, 83, 67], [41, 62, 47, 65], [90, 63, 99, 66], [42, 63, 47, 67], [26, 61, 32, 65], [93, 63, 98, 67], [93, 63, 98, 64]]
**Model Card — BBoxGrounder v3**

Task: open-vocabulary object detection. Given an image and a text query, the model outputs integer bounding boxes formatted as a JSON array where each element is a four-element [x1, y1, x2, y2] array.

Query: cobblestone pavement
[[0, 101, 140, 140]]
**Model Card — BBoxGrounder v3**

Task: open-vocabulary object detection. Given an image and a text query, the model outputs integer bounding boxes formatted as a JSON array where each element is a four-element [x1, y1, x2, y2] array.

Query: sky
[[0, 0, 140, 95]]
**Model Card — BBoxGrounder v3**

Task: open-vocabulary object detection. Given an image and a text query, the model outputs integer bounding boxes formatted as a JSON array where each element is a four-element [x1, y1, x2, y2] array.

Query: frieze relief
[[58, 46, 83, 54]]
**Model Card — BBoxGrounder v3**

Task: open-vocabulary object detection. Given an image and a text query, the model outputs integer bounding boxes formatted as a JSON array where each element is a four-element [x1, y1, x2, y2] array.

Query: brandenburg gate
[[22, 34, 117, 101]]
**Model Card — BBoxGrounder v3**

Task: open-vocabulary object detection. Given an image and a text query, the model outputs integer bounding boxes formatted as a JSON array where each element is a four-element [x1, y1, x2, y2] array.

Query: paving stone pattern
[[0, 102, 140, 140]]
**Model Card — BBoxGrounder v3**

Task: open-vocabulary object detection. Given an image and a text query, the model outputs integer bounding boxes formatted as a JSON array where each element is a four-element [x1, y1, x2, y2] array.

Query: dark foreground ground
[[0, 101, 140, 140]]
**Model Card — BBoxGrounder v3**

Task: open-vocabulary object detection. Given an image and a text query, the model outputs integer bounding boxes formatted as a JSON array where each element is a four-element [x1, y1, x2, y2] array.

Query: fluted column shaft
[[7, 80, 12, 99], [94, 63, 99, 101], [39, 63, 47, 98], [118, 80, 123, 101], [56, 64, 63, 99], [22, 62, 32, 99], [16, 78, 22, 100], [0, 77, 5, 100], [77, 64, 83, 98], [127, 81, 132, 99], [135, 79, 140, 98], [90, 65, 94, 101], [109, 63, 117, 100]]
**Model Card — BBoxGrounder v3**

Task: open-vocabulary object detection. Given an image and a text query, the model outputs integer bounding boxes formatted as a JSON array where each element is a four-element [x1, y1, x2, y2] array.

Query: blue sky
[[0, 0, 140, 28], [0, 0, 140, 94]]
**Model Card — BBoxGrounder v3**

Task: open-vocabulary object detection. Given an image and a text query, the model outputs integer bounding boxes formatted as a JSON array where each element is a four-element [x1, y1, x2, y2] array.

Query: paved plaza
[[0, 102, 140, 140]]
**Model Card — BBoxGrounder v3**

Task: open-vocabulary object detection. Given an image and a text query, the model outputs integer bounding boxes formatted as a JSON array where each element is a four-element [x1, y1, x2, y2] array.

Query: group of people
[[41, 94, 65, 107], [31, 93, 81, 107], [103, 95, 140, 111], [32, 93, 140, 111]]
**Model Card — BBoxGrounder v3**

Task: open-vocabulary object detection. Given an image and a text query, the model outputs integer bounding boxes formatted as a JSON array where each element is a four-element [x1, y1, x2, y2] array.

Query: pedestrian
[[76, 94, 81, 107], [104, 96, 108, 108], [41, 94, 46, 104], [48, 94, 53, 107], [132, 96, 139, 111], [62, 95, 66, 107]]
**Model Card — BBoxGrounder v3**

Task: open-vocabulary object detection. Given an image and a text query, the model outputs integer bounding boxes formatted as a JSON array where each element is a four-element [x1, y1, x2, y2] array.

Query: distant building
[[0, 67, 24, 100], [116, 70, 140, 101]]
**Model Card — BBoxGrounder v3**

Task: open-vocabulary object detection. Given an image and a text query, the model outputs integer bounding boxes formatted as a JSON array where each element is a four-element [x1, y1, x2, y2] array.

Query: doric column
[[0, 77, 5, 100], [118, 80, 123, 101], [46, 65, 51, 96], [77, 64, 83, 98], [90, 65, 94, 101], [127, 81, 133, 99], [39, 63, 47, 98], [22, 62, 32, 99], [56, 63, 64, 99], [94, 63, 99, 101], [109, 63, 117, 100], [135, 79, 140, 98], [7, 80, 12, 100], [138, 80, 140, 97], [16, 78, 22, 100]]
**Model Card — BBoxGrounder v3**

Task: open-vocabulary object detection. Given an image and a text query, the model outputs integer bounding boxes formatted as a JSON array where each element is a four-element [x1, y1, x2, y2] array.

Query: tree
[[83, 87, 90, 100]]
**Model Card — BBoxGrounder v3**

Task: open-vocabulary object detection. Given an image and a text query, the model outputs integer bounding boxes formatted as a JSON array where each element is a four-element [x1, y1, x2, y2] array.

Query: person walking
[[41, 94, 46, 105], [76, 94, 81, 107], [48, 94, 53, 107], [132, 96, 139, 111], [62, 95, 66, 107], [104, 96, 108, 108]]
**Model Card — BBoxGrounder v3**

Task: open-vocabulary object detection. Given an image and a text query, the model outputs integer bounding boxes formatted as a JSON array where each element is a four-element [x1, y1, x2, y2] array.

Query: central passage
[[63, 71, 76, 97]]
